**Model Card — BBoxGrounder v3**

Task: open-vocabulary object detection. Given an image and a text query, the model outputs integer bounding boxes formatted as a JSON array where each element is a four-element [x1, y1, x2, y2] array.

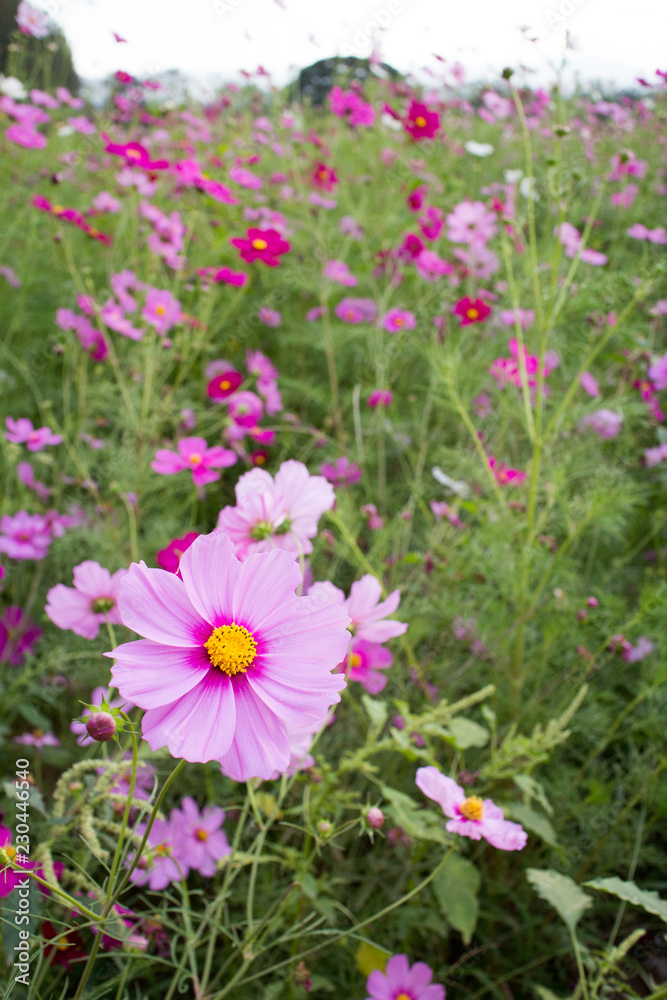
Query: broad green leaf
[[445, 717, 489, 750], [504, 802, 559, 848], [526, 869, 593, 932], [584, 877, 667, 923], [432, 853, 481, 944], [361, 694, 388, 731]]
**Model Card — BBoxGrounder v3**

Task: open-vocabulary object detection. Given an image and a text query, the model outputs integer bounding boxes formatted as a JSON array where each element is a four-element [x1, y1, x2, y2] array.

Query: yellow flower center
[[459, 795, 484, 821], [195, 828, 208, 842], [205, 623, 257, 676], [155, 304, 166, 315], [348, 653, 362, 668], [394, 317, 404, 326], [466, 308, 479, 320], [318, 169, 328, 178], [56, 936, 72, 951], [126, 148, 141, 159], [396, 994, 413, 1000], [220, 379, 231, 390], [251, 238, 268, 250], [154, 843, 171, 856], [415, 115, 427, 127], [188, 453, 202, 465], [53, 204, 64, 214], [4, 845, 17, 861]]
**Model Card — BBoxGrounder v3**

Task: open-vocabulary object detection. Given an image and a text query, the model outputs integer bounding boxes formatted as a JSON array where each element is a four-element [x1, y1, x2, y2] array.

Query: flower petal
[[218, 682, 289, 781], [178, 531, 241, 625], [118, 561, 209, 646], [109, 639, 211, 708], [141, 669, 235, 761]]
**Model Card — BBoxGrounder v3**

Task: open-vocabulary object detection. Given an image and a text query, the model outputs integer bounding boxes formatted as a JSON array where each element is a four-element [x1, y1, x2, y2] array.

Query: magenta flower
[[45, 560, 128, 640], [0, 511, 51, 560], [100, 300, 143, 341], [207, 370, 244, 401], [230, 228, 290, 267], [580, 372, 600, 397], [648, 353, 667, 390], [0, 606, 42, 666], [229, 164, 262, 190], [368, 390, 393, 408], [404, 100, 440, 140], [151, 437, 237, 487], [213, 266, 248, 287], [382, 308, 416, 333], [329, 86, 375, 127], [416, 765, 527, 850], [487, 457, 526, 487], [18, 461, 51, 501], [129, 819, 186, 890], [365, 953, 445, 1000], [578, 409, 623, 439], [320, 456, 363, 486], [16, 2, 50, 38], [5, 417, 62, 451], [227, 390, 264, 428], [142, 288, 181, 336], [103, 137, 169, 170], [107, 532, 351, 780], [170, 797, 231, 877], [453, 297, 491, 326], [217, 460, 335, 560], [156, 533, 200, 574], [622, 636, 654, 663]]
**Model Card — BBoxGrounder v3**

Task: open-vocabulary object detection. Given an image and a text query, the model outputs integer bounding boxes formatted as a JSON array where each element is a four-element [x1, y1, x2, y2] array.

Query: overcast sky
[[45, 0, 667, 93]]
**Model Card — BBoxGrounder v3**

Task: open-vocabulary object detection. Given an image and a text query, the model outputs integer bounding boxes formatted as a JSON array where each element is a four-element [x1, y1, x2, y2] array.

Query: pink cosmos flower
[[92, 191, 120, 213], [340, 215, 363, 239], [207, 370, 244, 400], [500, 308, 535, 330], [365, 953, 445, 1000], [0, 826, 61, 897], [312, 162, 338, 191], [343, 638, 392, 694], [324, 260, 358, 286], [5, 417, 62, 451], [107, 532, 351, 780], [415, 249, 453, 281], [622, 636, 654, 663], [610, 184, 638, 208], [404, 100, 440, 140], [258, 306, 281, 327], [6, 123, 46, 148], [335, 298, 378, 324], [17, 460, 50, 500], [230, 228, 290, 267], [142, 288, 181, 336], [430, 501, 465, 529], [644, 443, 667, 467], [446, 201, 497, 246], [416, 765, 527, 850], [309, 574, 408, 644], [151, 437, 237, 487], [368, 390, 393, 408], [488, 456, 526, 487], [212, 266, 248, 287], [580, 372, 600, 397], [170, 798, 231, 877], [578, 409, 623, 439], [103, 138, 169, 170], [70, 686, 135, 745], [16, 2, 50, 38], [101, 300, 143, 341], [306, 306, 324, 322], [216, 460, 335, 560], [419, 206, 444, 240], [14, 730, 60, 748], [45, 561, 128, 640], [382, 308, 416, 333], [129, 819, 186, 890], [227, 390, 264, 428], [648, 354, 667, 390], [229, 164, 262, 189], [0, 511, 51, 560], [0, 606, 42, 666], [156, 533, 200, 574], [329, 86, 375, 127], [627, 223, 667, 244], [320, 456, 362, 486], [0, 265, 20, 288]]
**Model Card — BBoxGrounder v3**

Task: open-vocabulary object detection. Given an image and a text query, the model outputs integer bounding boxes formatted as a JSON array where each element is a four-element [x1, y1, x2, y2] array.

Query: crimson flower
[[404, 100, 440, 140], [230, 228, 291, 267], [453, 297, 491, 326], [312, 162, 338, 192]]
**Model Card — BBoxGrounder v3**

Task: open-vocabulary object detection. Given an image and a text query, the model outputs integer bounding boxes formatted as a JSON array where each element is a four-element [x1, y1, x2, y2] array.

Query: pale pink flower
[[648, 353, 667, 390], [0, 511, 51, 560], [45, 561, 128, 640], [578, 409, 623, 439], [324, 260, 357, 286], [107, 532, 351, 780], [622, 636, 654, 662], [382, 308, 416, 333], [129, 819, 186, 890], [16, 1, 50, 38], [416, 765, 527, 850], [580, 372, 600, 397], [5, 417, 62, 451], [216, 460, 335, 560], [365, 953, 445, 1000], [170, 798, 231, 877], [229, 164, 262, 189], [142, 288, 181, 336], [320, 456, 362, 486], [343, 638, 392, 694], [309, 574, 408, 644], [258, 306, 281, 327], [446, 200, 497, 245], [335, 298, 377, 324]]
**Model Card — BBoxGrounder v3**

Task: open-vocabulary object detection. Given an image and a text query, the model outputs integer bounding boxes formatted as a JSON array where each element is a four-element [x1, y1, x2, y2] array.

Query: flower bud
[[85, 711, 117, 742], [316, 820, 332, 835], [366, 807, 384, 829]]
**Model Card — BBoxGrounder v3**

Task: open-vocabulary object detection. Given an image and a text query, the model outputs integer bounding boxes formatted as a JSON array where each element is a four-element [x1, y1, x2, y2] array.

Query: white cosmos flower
[[0, 75, 27, 99], [504, 169, 523, 184], [519, 176, 539, 201], [465, 141, 494, 157], [431, 466, 471, 497]]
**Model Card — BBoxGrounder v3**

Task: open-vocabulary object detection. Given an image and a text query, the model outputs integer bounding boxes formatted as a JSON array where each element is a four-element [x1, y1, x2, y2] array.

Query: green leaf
[[444, 717, 489, 750], [432, 854, 481, 944], [584, 877, 667, 923], [361, 695, 388, 732], [380, 785, 451, 846], [504, 802, 559, 848], [526, 869, 593, 932]]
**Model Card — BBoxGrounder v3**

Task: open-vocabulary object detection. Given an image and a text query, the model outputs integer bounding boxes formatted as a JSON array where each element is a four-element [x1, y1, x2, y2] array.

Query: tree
[[0, 0, 79, 93]]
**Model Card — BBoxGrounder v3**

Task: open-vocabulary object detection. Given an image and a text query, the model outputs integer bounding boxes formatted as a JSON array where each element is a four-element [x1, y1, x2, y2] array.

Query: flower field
[[1, 9, 667, 998]]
